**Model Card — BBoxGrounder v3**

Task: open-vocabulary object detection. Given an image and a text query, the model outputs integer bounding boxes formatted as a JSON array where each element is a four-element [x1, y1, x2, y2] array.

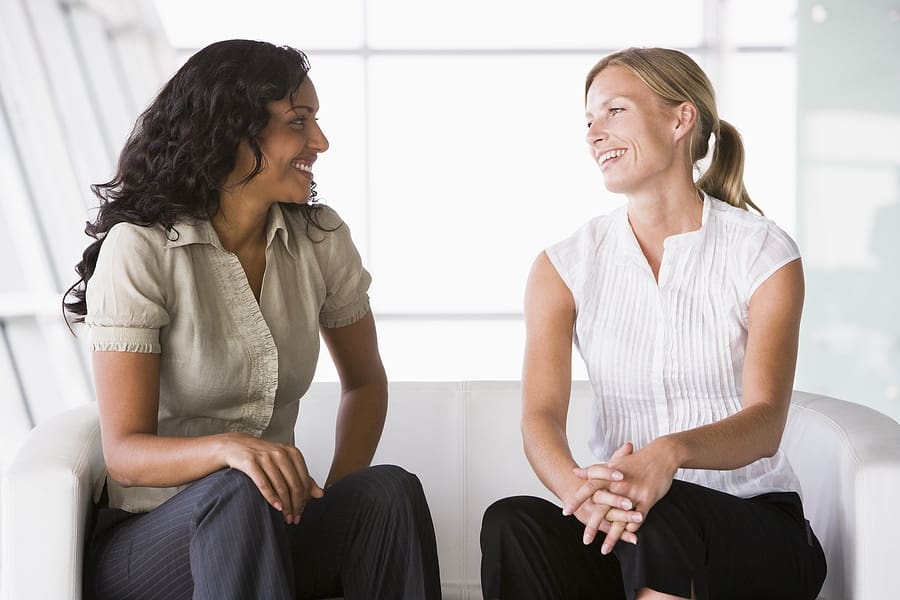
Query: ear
[[672, 102, 698, 143]]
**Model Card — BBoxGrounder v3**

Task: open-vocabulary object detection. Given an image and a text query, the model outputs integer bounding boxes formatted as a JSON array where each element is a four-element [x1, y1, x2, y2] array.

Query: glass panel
[[367, 55, 625, 313], [67, 5, 138, 155], [152, 0, 365, 49], [303, 56, 369, 256], [727, 0, 797, 47], [3, 317, 92, 424], [314, 319, 589, 382], [0, 113, 30, 294], [369, 0, 704, 49], [25, 0, 112, 192], [0, 324, 32, 470], [719, 52, 797, 235], [0, 0, 92, 286]]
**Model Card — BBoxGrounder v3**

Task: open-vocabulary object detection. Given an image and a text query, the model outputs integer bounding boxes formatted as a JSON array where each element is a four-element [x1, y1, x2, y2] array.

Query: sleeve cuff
[[320, 296, 371, 329], [89, 325, 161, 353]]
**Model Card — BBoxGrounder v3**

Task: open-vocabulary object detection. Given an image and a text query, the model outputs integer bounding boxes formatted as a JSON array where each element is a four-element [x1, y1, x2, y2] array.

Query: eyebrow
[[286, 104, 317, 113], [585, 96, 630, 116]]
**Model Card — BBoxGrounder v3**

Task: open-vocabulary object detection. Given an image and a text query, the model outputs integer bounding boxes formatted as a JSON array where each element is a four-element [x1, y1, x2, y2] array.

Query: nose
[[585, 120, 606, 146], [309, 119, 329, 153]]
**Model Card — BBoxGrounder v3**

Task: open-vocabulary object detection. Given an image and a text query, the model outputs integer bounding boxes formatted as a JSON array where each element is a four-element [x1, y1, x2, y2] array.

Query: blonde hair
[[585, 47, 761, 213]]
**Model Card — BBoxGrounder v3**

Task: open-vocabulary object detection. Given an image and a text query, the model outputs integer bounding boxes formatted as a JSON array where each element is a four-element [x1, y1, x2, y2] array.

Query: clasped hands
[[562, 439, 677, 555]]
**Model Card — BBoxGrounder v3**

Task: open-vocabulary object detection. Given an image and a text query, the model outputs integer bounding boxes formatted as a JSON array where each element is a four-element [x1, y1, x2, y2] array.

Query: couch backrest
[[299, 383, 900, 599], [6, 383, 895, 600]]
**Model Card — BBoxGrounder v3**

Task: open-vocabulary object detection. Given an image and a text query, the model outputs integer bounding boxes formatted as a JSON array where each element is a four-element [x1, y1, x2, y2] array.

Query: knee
[[481, 496, 545, 542], [343, 464, 427, 513], [194, 468, 270, 517]]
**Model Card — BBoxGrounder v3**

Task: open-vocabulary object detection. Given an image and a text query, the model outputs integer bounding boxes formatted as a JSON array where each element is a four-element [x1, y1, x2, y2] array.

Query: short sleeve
[[746, 221, 801, 297], [545, 240, 576, 294], [317, 209, 372, 328], [85, 224, 170, 352]]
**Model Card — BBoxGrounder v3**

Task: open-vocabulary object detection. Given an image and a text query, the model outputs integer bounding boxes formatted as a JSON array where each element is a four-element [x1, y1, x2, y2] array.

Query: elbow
[[105, 462, 137, 488], [757, 430, 785, 460], [103, 446, 139, 488], [760, 438, 782, 460], [757, 446, 778, 461]]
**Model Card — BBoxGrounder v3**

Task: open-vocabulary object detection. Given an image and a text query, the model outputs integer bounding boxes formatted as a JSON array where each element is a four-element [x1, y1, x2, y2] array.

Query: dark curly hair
[[64, 39, 330, 322]]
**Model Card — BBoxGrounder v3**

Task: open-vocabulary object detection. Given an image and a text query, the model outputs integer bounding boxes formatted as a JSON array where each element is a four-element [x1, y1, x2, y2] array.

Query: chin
[[283, 193, 311, 205], [601, 178, 626, 195]]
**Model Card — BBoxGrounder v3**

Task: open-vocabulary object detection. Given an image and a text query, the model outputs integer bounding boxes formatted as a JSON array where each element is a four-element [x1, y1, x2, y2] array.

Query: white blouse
[[86, 203, 371, 512], [546, 196, 803, 498]]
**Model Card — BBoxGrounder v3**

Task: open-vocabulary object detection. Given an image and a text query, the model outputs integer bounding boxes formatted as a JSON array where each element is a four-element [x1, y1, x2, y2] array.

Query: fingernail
[[562, 506, 571, 516], [601, 544, 610, 555], [612, 471, 623, 480], [633, 513, 643, 523], [621, 499, 632, 510], [583, 534, 592, 545], [274, 502, 283, 511]]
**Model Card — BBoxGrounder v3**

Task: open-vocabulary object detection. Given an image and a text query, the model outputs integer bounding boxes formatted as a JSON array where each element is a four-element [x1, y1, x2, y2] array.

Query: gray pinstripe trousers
[[84, 465, 441, 600]]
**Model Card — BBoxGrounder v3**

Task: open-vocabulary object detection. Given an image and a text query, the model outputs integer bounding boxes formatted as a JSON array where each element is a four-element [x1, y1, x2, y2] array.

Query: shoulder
[[706, 196, 791, 237], [706, 197, 801, 296], [103, 221, 170, 249], [548, 208, 621, 259], [545, 207, 622, 280], [98, 222, 171, 270], [706, 197, 799, 257], [280, 203, 348, 237]]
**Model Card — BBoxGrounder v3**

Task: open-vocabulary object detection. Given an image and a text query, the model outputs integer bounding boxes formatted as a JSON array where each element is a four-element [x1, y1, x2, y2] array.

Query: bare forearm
[[326, 383, 387, 486], [522, 412, 584, 501], [104, 433, 233, 488], [666, 403, 786, 471]]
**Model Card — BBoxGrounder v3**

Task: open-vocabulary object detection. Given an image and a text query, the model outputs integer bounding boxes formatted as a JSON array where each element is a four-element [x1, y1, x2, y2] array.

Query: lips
[[290, 155, 317, 179], [598, 148, 627, 164]]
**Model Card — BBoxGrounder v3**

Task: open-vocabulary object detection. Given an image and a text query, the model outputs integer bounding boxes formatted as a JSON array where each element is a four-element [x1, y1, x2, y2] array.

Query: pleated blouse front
[[546, 196, 802, 498]]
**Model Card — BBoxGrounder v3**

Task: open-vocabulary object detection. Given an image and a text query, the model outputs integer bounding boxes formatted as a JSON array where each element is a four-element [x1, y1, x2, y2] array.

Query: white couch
[[3, 383, 899, 600]]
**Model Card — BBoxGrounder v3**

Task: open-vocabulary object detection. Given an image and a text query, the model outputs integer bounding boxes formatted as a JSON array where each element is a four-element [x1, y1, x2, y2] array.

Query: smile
[[598, 148, 627, 164], [291, 159, 313, 178]]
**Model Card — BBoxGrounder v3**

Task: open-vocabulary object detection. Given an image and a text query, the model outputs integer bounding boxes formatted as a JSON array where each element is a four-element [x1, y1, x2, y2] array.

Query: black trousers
[[83, 465, 441, 600], [481, 480, 826, 600]]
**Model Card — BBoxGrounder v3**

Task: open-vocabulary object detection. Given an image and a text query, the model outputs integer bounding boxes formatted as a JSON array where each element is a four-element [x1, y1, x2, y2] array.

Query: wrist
[[210, 432, 239, 469], [653, 435, 684, 475]]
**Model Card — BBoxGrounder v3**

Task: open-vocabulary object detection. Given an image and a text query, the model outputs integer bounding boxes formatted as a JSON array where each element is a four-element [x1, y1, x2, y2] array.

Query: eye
[[609, 107, 624, 116], [290, 117, 307, 128]]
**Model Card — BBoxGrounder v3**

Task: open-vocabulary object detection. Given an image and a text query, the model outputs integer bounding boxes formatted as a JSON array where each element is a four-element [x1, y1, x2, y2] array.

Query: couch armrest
[[1, 403, 104, 600], [785, 392, 900, 600]]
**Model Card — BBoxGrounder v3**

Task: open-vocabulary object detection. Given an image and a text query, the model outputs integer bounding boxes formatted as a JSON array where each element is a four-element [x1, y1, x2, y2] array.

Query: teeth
[[291, 160, 313, 173], [599, 149, 626, 163]]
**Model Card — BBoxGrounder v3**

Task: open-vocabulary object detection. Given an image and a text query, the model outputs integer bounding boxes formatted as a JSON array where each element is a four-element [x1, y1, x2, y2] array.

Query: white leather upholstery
[[3, 384, 898, 600]]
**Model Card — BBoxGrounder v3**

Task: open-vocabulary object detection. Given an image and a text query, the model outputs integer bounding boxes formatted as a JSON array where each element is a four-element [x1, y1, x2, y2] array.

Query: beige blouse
[[86, 203, 371, 512]]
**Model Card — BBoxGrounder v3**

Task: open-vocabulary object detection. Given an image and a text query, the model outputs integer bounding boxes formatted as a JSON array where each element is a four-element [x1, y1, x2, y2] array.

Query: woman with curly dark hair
[[66, 39, 440, 600]]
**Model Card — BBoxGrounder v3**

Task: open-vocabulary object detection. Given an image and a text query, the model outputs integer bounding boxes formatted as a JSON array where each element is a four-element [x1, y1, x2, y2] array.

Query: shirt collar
[[266, 203, 296, 258], [164, 203, 296, 258], [614, 192, 711, 266]]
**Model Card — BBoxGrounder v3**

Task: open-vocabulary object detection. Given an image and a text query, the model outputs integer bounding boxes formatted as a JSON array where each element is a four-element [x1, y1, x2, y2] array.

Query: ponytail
[[697, 120, 762, 214]]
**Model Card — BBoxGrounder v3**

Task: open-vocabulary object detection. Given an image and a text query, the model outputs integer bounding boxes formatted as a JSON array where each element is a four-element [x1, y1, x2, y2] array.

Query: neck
[[211, 189, 272, 253], [625, 177, 703, 240]]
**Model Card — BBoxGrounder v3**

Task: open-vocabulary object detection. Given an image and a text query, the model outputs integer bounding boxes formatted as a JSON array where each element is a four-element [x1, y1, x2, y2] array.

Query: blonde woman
[[481, 48, 826, 600]]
